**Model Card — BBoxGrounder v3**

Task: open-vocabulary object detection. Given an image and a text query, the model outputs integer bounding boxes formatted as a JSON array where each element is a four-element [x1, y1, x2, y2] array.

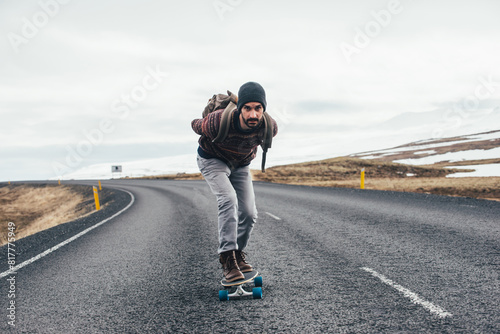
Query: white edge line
[[265, 212, 281, 220], [361, 267, 453, 318], [1, 190, 135, 279]]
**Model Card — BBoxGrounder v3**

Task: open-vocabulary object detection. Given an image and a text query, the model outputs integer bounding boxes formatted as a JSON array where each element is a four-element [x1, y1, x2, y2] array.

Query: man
[[191, 82, 278, 282]]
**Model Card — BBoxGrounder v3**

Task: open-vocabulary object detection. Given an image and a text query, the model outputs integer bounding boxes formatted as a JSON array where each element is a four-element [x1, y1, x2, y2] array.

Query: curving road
[[1, 179, 499, 333]]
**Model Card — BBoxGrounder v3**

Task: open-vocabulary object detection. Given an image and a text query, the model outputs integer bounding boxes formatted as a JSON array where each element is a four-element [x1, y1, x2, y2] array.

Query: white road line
[[265, 212, 281, 220], [0, 190, 135, 279], [361, 267, 453, 318]]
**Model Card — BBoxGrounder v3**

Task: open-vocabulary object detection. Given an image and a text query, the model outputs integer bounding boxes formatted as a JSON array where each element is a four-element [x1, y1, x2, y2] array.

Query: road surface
[[1, 179, 499, 333]]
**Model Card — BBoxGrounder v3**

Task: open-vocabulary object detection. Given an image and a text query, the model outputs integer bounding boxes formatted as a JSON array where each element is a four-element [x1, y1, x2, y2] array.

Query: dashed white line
[[361, 267, 453, 318], [0, 190, 135, 279], [265, 212, 281, 220]]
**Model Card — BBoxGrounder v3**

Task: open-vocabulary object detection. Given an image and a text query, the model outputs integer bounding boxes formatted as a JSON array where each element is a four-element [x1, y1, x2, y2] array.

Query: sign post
[[361, 168, 365, 189], [93, 186, 101, 211], [111, 165, 122, 178]]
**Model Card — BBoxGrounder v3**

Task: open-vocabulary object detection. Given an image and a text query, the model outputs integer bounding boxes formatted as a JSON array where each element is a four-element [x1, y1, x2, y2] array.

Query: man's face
[[240, 102, 264, 130]]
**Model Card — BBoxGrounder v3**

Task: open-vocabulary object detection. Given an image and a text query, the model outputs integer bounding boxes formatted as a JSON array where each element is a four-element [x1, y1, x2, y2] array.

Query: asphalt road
[[1, 179, 499, 333]]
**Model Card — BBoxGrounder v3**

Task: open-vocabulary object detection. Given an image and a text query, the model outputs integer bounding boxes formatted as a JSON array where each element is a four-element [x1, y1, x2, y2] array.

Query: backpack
[[202, 90, 273, 172]]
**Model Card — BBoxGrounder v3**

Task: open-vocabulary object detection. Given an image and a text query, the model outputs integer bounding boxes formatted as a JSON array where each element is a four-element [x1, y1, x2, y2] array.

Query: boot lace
[[236, 250, 248, 264]]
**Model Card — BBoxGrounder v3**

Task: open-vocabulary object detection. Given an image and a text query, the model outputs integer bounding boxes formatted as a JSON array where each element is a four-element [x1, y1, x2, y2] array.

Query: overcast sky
[[1, 0, 499, 181]]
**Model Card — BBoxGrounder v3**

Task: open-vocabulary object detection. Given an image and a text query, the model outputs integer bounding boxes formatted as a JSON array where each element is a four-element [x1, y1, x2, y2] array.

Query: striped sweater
[[192, 109, 278, 167]]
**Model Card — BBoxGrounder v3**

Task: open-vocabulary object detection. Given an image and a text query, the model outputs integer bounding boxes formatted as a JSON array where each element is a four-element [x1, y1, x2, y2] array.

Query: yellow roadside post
[[58, 180, 61, 185], [98, 180, 102, 191], [360, 168, 365, 189], [93, 186, 101, 211]]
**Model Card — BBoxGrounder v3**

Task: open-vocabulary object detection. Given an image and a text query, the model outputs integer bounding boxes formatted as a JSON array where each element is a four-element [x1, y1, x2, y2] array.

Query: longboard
[[219, 270, 263, 301], [221, 270, 259, 286]]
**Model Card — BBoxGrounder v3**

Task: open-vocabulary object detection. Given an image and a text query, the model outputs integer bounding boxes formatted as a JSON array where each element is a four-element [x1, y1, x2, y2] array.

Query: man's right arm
[[191, 111, 221, 140], [191, 118, 204, 136]]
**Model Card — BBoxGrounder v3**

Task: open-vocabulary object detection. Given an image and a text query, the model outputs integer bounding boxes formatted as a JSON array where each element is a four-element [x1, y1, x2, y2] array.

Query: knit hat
[[237, 82, 267, 112]]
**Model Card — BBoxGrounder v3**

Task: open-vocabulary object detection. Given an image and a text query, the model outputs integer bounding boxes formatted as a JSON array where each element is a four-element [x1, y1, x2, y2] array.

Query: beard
[[243, 116, 262, 129]]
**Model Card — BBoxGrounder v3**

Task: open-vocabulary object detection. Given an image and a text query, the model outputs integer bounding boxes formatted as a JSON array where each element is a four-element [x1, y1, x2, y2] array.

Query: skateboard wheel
[[254, 276, 263, 287], [252, 287, 262, 299], [219, 290, 229, 301]]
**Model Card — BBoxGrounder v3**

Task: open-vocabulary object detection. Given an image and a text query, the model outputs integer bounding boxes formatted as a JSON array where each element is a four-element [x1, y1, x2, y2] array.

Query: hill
[[349, 129, 500, 170], [251, 130, 500, 201]]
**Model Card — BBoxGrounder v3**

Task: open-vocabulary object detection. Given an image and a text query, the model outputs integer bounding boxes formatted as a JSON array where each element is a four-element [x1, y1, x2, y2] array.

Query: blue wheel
[[254, 276, 263, 287], [219, 290, 229, 301], [252, 287, 262, 299]]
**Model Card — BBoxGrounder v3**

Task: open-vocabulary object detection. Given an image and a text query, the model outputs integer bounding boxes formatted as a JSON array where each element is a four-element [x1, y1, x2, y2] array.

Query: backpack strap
[[261, 151, 268, 173], [212, 102, 236, 143], [261, 112, 273, 151], [211, 91, 237, 143], [260, 112, 273, 172]]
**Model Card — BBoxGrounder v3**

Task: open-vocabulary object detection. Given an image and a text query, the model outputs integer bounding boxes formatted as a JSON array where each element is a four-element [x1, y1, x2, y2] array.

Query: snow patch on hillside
[[446, 164, 500, 178], [394, 147, 500, 165]]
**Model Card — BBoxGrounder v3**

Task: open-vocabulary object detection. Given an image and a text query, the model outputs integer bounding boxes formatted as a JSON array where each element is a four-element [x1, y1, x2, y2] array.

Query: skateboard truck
[[219, 271, 263, 301]]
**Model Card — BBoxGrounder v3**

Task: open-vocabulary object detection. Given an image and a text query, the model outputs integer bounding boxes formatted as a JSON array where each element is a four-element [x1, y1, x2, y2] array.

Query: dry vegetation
[[253, 157, 462, 182], [251, 157, 500, 201], [0, 184, 97, 246]]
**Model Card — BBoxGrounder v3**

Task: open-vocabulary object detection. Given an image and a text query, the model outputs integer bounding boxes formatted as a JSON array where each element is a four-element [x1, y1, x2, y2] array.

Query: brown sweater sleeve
[[191, 110, 222, 140]]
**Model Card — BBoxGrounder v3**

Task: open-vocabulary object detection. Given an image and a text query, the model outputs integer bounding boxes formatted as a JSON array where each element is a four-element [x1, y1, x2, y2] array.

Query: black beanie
[[237, 82, 267, 112]]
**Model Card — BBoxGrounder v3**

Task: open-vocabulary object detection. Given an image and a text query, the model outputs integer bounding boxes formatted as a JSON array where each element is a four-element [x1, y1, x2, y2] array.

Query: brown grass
[[251, 157, 500, 201], [262, 176, 500, 201], [0, 184, 96, 246], [252, 157, 464, 181]]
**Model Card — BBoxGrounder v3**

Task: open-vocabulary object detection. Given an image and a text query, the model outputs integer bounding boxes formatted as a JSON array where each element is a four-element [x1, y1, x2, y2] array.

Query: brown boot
[[235, 250, 253, 273], [219, 250, 244, 282]]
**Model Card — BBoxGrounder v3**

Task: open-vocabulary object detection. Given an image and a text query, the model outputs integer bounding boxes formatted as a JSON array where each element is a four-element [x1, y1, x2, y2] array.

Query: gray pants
[[197, 154, 258, 254]]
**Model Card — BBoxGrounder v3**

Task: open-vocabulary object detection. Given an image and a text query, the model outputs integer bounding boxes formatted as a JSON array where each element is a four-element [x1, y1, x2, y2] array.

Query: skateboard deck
[[221, 270, 259, 287], [219, 270, 263, 301]]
